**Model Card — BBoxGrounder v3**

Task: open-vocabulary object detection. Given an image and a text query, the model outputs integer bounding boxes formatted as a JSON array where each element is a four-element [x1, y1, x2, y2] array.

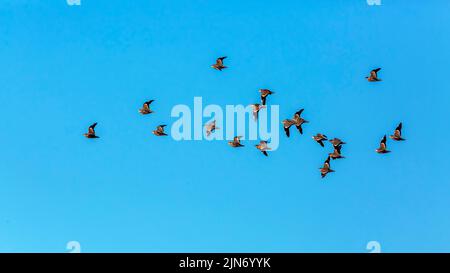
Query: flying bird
[[320, 156, 334, 178], [281, 119, 296, 137], [139, 100, 155, 115], [259, 89, 274, 105], [83, 122, 99, 138], [205, 120, 219, 136], [390, 122, 405, 141], [376, 135, 390, 153], [251, 103, 266, 121], [153, 125, 168, 136], [228, 136, 244, 148], [293, 109, 309, 134], [255, 140, 271, 156], [329, 144, 345, 160], [211, 56, 227, 71], [366, 68, 382, 82], [312, 133, 328, 147], [329, 138, 346, 147]]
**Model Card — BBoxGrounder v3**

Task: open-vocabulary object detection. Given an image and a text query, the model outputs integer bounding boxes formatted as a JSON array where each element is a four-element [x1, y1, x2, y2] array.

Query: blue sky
[[0, 0, 449, 253]]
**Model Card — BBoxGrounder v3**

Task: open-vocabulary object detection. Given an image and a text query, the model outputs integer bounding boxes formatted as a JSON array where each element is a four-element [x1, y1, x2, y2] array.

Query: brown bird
[[211, 56, 227, 71], [281, 119, 296, 137], [228, 136, 244, 148], [251, 103, 266, 121], [376, 135, 390, 153], [83, 122, 99, 138], [390, 122, 405, 141], [139, 100, 155, 115], [153, 125, 168, 136], [329, 138, 346, 147], [320, 156, 334, 178], [292, 109, 309, 134], [366, 68, 382, 82], [259, 89, 274, 105], [255, 140, 271, 156], [329, 144, 345, 160], [312, 133, 328, 147], [205, 120, 219, 137]]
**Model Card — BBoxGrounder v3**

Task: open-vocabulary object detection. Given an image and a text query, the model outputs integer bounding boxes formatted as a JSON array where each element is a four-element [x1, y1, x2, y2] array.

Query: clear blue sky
[[0, 0, 449, 253]]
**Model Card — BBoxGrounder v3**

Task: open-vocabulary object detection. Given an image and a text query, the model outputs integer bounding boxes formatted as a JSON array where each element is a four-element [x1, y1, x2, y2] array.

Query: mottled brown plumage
[[376, 135, 390, 153], [329, 138, 346, 147], [292, 109, 309, 134], [366, 68, 382, 82], [139, 100, 155, 115], [83, 122, 99, 138], [228, 136, 244, 148], [255, 140, 271, 156], [320, 156, 334, 178], [281, 119, 296, 137], [205, 120, 219, 137], [211, 56, 227, 71], [312, 133, 328, 147], [153, 125, 168, 136], [259, 89, 274, 105], [329, 144, 345, 160], [251, 103, 266, 121], [390, 122, 405, 141]]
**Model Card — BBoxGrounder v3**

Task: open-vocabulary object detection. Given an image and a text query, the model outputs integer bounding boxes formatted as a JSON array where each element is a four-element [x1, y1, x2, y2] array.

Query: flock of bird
[[83, 57, 406, 179]]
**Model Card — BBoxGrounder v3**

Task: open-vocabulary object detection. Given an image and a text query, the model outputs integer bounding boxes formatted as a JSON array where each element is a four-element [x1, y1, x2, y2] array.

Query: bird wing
[[371, 68, 381, 77], [294, 109, 304, 119], [324, 156, 331, 168], [379, 135, 387, 149], [216, 57, 226, 65], [296, 124, 303, 134], [261, 95, 267, 105], [395, 122, 402, 136], [157, 125, 166, 133], [262, 151, 268, 156], [284, 126, 290, 137], [88, 123, 97, 134]]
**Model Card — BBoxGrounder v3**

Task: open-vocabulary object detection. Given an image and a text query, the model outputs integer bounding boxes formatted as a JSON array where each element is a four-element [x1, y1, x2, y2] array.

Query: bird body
[[376, 135, 390, 153], [139, 100, 155, 115], [320, 156, 334, 178], [390, 122, 405, 141], [366, 68, 382, 82], [255, 140, 271, 156], [259, 89, 274, 105], [329, 144, 345, 160], [153, 125, 168, 136], [83, 123, 99, 138], [228, 136, 244, 148], [251, 103, 266, 121], [205, 120, 219, 136], [312, 133, 328, 147], [282, 119, 296, 137], [329, 138, 346, 147], [211, 56, 227, 71], [293, 109, 308, 134]]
